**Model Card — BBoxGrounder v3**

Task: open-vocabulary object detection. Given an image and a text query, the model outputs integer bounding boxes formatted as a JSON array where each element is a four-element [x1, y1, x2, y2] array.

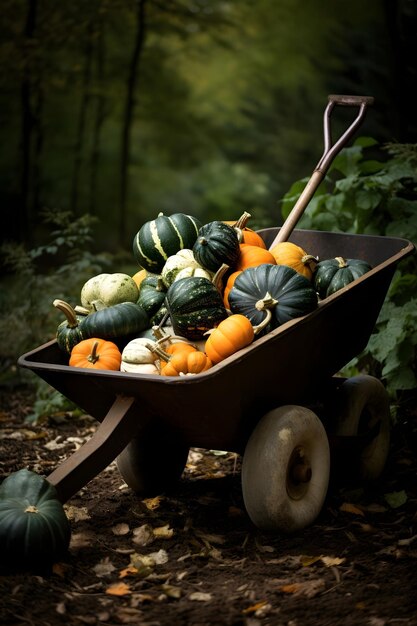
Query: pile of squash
[[53, 211, 372, 376]]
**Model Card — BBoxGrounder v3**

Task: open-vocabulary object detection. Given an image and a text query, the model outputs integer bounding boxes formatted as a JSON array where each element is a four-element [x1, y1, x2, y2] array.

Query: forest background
[[0, 0, 416, 404]]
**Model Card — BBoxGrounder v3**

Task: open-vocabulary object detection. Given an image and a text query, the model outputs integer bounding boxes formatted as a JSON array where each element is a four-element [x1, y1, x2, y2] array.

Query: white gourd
[[161, 249, 201, 287], [121, 338, 157, 364], [175, 266, 213, 282], [120, 361, 160, 375]]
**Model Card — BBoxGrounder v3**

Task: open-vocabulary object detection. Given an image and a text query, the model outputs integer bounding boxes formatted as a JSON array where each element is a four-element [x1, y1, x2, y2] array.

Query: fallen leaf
[[340, 502, 365, 516], [161, 583, 182, 599], [321, 556, 345, 567], [119, 566, 140, 579], [279, 579, 325, 598], [132, 524, 154, 546], [64, 505, 91, 522], [105, 582, 131, 596], [384, 490, 407, 509], [301, 555, 322, 567], [189, 592, 212, 602], [142, 496, 163, 510], [149, 549, 169, 565], [153, 525, 174, 539], [112, 522, 130, 536], [69, 531, 95, 549], [92, 557, 116, 578], [242, 601, 268, 614]]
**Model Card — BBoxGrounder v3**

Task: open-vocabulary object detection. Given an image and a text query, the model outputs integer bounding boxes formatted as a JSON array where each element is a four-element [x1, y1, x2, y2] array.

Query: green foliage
[[0, 210, 111, 379], [281, 139, 417, 397]]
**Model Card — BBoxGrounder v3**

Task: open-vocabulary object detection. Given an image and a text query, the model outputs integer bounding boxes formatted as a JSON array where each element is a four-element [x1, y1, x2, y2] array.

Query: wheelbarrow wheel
[[116, 423, 189, 496], [241, 405, 330, 533], [331, 374, 390, 482]]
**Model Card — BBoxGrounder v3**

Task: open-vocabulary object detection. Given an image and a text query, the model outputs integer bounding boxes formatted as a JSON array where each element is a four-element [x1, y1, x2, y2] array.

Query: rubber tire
[[116, 425, 189, 496], [332, 374, 390, 482], [241, 405, 330, 533]]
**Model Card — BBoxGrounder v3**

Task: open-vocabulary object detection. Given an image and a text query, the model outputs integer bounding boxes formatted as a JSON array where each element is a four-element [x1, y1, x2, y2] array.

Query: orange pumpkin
[[269, 242, 318, 281], [223, 270, 242, 309], [159, 347, 212, 376], [69, 338, 122, 370], [205, 314, 254, 363], [235, 244, 276, 271], [156, 340, 197, 368], [224, 212, 266, 249], [132, 268, 147, 288]]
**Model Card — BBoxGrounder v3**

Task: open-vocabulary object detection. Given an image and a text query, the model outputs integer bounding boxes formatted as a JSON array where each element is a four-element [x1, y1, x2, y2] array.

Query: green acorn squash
[[80, 302, 149, 340], [193, 221, 240, 272], [137, 274, 167, 318], [314, 256, 372, 298], [228, 264, 318, 330], [166, 276, 228, 340], [0, 469, 71, 571], [53, 299, 86, 354], [132, 212, 202, 274]]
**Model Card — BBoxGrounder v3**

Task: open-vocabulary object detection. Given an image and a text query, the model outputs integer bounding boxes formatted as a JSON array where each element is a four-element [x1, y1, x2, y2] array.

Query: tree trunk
[[19, 0, 38, 243], [119, 0, 147, 246], [70, 20, 94, 215], [89, 9, 106, 216]]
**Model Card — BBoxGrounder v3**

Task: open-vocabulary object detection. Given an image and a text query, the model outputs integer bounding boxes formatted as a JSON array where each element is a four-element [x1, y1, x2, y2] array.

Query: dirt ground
[[0, 386, 416, 626]]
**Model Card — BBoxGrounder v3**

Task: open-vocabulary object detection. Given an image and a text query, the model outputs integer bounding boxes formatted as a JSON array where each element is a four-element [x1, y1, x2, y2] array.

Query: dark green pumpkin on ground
[[314, 256, 372, 299], [0, 469, 71, 571], [132, 212, 202, 274]]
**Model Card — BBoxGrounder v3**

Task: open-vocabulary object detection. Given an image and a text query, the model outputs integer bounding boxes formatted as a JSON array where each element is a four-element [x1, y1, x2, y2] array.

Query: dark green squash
[[0, 469, 71, 571], [228, 264, 318, 330], [166, 276, 228, 340], [137, 274, 167, 319], [80, 302, 149, 340], [53, 299, 86, 354], [193, 221, 240, 272], [314, 256, 372, 298], [132, 212, 202, 274]]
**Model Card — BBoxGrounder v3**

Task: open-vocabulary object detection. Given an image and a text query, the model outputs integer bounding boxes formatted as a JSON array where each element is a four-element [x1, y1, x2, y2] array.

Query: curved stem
[[53, 299, 79, 328], [335, 256, 348, 268], [253, 308, 272, 335], [255, 292, 278, 312], [212, 263, 230, 294], [87, 340, 100, 364]]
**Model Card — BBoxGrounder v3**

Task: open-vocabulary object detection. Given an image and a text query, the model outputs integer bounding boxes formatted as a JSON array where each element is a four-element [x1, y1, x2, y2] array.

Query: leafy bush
[[281, 138, 417, 398], [0, 210, 111, 385]]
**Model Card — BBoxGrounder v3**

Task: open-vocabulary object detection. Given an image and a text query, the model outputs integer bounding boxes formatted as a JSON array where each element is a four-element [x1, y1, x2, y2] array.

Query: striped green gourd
[[132, 212, 202, 274]]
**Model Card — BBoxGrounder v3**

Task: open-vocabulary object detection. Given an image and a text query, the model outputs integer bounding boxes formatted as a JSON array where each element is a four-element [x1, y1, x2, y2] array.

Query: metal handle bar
[[269, 94, 374, 247]]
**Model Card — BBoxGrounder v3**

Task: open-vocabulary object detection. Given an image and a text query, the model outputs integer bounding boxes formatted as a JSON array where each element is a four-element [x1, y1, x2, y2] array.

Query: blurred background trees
[[1, 0, 416, 250]]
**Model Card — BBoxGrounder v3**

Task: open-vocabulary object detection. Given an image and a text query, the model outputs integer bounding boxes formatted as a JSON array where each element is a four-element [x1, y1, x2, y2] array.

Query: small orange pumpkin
[[269, 242, 318, 280], [69, 338, 122, 370], [205, 314, 254, 363], [158, 346, 212, 376], [235, 244, 276, 271], [224, 212, 266, 249]]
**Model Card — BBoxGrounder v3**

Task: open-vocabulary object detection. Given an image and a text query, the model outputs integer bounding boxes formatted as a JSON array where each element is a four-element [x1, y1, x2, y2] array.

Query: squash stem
[[212, 263, 230, 294], [301, 254, 319, 271], [53, 299, 79, 328], [335, 256, 348, 268], [87, 341, 100, 364], [253, 308, 272, 335], [255, 292, 278, 311]]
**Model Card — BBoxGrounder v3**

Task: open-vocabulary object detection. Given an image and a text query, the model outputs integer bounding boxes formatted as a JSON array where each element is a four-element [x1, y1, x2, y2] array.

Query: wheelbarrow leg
[[47, 395, 147, 503]]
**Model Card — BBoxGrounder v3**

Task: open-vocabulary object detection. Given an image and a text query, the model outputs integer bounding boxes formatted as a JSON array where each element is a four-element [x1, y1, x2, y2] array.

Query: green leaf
[[384, 490, 407, 509]]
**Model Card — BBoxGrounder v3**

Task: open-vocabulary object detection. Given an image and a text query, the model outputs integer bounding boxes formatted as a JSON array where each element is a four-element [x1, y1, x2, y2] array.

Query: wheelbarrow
[[18, 96, 415, 533]]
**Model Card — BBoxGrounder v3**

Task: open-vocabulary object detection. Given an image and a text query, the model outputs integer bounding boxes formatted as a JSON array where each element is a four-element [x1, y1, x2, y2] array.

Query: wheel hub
[[286, 446, 312, 500]]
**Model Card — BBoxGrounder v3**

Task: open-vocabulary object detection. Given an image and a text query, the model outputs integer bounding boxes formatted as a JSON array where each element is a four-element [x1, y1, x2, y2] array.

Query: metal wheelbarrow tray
[[18, 227, 414, 532]]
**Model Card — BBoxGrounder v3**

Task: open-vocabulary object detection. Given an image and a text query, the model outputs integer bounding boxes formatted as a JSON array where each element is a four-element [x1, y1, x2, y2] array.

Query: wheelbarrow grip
[[269, 94, 374, 248]]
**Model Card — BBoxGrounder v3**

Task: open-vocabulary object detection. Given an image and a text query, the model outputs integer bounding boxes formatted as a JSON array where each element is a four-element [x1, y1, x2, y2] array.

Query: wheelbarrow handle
[[269, 94, 374, 247]]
